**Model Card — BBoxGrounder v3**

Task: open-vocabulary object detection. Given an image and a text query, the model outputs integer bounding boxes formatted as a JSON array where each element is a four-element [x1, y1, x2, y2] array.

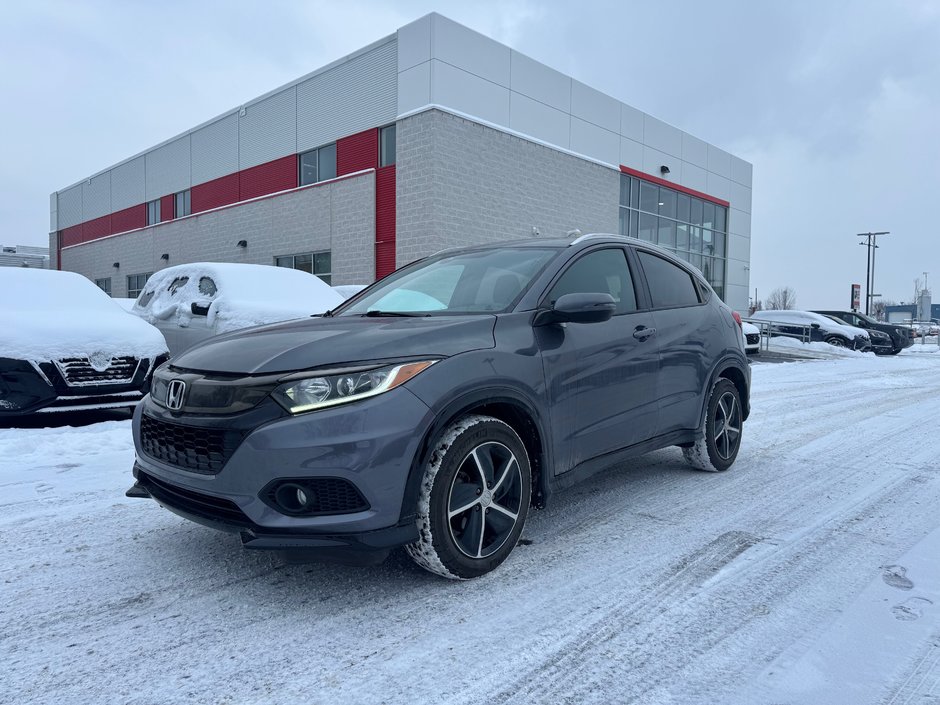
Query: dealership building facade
[[50, 13, 753, 311]]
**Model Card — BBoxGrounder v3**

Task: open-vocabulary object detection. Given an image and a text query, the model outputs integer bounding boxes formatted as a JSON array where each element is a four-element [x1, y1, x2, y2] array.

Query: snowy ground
[[2, 350, 940, 704]]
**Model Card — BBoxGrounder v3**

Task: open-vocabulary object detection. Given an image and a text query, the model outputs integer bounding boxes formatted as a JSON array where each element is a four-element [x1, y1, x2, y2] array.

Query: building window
[[380, 124, 396, 167], [175, 189, 191, 217], [298, 143, 337, 186], [619, 174, 728, 301], [95, 277, 112, 296], [127, 272, 152, 299], [146, 199, 161, 225], [275, 251, 331, 284]]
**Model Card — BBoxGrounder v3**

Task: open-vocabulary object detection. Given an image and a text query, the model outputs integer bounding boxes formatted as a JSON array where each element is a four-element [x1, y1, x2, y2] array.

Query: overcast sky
[[2, 0, 938, 308]]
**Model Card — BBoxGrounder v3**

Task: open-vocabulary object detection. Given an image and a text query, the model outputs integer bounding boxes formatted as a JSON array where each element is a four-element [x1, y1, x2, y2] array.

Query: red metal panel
[[160, 194, 175, 221], [375, 164, 396, 279], [239, 155, 298, 201], [60, 224, 83, 248], [111, 204, 146, 234], [82, 214, 111, 242], [192, 173, 240, 213], [619, 165, 730, 208], [337, 129, 378, 176]]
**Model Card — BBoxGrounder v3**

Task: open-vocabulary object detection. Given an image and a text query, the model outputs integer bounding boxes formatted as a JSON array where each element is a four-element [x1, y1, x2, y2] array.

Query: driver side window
[[547, 248, 637, 314]]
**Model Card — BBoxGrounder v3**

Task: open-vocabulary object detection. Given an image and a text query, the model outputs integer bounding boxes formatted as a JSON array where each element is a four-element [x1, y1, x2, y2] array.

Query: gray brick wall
[[59, 174, 375, 297], [396, 109, 619, 266]]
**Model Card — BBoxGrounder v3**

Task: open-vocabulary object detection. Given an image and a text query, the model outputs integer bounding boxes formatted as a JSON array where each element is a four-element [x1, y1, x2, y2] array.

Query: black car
[[128, 235, 751, 579], [812, 310, 913, 354]]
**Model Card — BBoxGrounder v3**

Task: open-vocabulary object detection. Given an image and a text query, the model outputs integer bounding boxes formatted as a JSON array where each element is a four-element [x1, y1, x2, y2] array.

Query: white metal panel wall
[[49, 193, 57, 232], [111, 156, 146, 211], [146, 136, 191, 200], [238, 86, 296, 170], [82, 172, 111, 220], [57, 185, 83, 228], [297, 39, 398, 153], [191, 113, 238, 185]]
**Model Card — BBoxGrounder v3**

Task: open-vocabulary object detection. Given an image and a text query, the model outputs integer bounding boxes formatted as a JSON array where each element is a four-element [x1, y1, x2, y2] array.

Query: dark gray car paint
[[131, 236, 750, 556]]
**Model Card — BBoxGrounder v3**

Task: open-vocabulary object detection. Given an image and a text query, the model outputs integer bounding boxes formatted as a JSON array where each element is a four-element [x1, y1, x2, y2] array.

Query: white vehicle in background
[[0, 269, 168, 418], [741, 320, 761, 355], [131, 263, 344, 356]]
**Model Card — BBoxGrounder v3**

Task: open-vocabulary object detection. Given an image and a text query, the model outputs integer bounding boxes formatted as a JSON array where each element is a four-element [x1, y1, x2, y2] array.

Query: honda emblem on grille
[[165, 380, 186, 411]]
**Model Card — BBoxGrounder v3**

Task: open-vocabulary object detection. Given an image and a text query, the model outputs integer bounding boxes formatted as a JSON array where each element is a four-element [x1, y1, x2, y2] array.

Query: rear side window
[[548, 248, 638, 314], [638, 251, 701, 308]]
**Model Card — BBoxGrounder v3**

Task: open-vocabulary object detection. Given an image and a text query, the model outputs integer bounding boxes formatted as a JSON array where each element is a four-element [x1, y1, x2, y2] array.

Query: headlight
[[272, 360, 437, 414]]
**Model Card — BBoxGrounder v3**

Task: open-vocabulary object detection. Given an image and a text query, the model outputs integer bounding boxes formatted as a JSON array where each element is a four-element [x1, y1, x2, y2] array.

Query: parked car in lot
[[750, 309, 870, 350], [131, 263, 344, 356], [1, 268, 168, 418], [818, 314, 893, 354], [128, 235, 751, 579], [812, 310, 912, 354], [741, 321, 761, 355]]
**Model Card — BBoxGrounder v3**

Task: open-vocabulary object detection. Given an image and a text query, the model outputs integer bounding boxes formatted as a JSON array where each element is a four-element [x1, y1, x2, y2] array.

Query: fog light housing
[[260, 477, 370, 517]]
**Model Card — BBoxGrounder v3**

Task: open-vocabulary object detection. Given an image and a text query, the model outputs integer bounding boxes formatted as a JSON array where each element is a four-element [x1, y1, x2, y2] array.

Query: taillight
[[731, 311, 743, 328]]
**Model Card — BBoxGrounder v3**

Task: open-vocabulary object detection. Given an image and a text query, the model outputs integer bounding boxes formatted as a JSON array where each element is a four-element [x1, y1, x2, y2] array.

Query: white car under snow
[[741, 321, 761, 354], [131, 262, 345, 356], [0, 268, 168, 417]]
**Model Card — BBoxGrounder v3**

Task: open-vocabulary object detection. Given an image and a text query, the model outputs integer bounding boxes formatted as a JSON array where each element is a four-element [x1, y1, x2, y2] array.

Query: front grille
[[262, 478, 370, 516], [56, 356, 139, 386], [140, 414, 243, 474], [141, 471, 251, 526], [746, 333, 760, 345]]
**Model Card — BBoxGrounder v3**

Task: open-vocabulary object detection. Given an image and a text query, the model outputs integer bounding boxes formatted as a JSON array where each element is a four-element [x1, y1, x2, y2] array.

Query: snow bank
[[1, 268, 167, 361], [133, 263, 345, 334], [768, 336, 871, 358]]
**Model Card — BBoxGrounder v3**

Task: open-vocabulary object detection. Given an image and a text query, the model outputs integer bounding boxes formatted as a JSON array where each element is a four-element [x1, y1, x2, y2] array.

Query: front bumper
[[0, 356, 159, 417], [131, 386, 435, 553]]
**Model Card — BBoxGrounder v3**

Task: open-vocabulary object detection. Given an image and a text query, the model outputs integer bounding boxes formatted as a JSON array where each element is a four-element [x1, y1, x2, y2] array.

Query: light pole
[[857, 231, 890, 315]]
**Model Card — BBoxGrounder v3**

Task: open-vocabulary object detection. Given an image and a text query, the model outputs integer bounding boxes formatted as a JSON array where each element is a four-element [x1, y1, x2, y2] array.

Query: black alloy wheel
[[682, 378, 743, 472]]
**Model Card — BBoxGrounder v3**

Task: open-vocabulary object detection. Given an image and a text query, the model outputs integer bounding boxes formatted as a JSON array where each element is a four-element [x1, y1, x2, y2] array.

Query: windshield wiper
[[361, 310, 430, 318]]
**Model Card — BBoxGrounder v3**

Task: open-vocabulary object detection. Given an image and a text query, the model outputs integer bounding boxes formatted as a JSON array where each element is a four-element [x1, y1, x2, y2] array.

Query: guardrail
[[742, 318, 813, 352]]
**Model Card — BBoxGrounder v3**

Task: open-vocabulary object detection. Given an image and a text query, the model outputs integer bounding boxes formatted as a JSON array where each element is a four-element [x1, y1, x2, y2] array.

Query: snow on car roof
[[133, 262, 345, 334], [0, 268, 167, 361]]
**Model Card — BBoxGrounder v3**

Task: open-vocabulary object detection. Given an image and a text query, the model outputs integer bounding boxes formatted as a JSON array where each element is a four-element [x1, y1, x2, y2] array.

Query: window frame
[[298, 143, 338, 187], [175, 189, 191, 218], [540, 245, 640, 316], [95, 277, 112, 296], [634, 248, 706, 311], [146, 199, 161, 226], [126, 272, 153, 299], [274, 250, 332, 284], [379, 124, 397, 167]]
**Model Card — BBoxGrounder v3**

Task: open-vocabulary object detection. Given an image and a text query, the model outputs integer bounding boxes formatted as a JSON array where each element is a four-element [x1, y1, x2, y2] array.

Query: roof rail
[[569, 232, 632, 246]]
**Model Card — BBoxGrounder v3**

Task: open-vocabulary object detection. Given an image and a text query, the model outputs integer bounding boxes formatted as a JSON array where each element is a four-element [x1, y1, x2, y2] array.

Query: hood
[[171, 314, 498, 374], [2, 310, 168, 362]]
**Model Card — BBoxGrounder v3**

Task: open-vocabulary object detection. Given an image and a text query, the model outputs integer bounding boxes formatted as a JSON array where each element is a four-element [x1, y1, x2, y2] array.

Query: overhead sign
[[851, 284, 861, 310]]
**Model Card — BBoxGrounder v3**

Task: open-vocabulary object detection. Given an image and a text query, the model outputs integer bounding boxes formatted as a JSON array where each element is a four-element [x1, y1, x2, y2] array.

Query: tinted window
[[548, 249, 637, 314], [198, 277, 217, 296], [638, 251, 701, 308], [167, 276, 189, 294]]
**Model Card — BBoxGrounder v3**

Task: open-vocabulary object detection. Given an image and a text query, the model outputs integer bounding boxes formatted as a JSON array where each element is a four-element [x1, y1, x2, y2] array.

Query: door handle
[[633, 326, 656, 340]]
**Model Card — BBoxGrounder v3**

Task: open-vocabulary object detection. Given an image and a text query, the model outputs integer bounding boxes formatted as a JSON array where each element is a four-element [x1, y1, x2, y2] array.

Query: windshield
[[339, 247, 558, 316]]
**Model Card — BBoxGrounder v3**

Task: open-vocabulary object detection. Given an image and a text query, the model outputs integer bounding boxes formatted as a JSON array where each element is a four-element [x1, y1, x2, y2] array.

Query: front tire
[[405, 415, 531, 579], [682, 378, 743, 472], [824, 335, 846, 348]]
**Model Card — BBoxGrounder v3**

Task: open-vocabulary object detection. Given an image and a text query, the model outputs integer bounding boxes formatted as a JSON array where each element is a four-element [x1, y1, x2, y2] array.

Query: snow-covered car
[[750, 310, 871, 350], [0, 268, 168, 417], [131, 263, 345, 356], [331, 284, 368, 300], [740, 321, 761, 354], [819, 314, 893, 354]]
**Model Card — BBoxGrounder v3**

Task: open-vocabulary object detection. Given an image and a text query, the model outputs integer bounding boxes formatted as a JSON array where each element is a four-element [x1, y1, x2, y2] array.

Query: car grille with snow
[[140, 415, 244, 474], [55, 356, 140, 386]]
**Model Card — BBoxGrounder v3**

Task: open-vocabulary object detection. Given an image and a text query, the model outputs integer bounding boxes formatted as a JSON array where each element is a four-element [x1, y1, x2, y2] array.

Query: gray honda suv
[[128, 235, 750, 579]]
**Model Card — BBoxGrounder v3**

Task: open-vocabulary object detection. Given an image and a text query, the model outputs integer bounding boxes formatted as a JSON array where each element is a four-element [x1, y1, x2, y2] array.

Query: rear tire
[[405, 415, 531, 579], [824, 336, 846, 348], [682, 378, 743, 472]]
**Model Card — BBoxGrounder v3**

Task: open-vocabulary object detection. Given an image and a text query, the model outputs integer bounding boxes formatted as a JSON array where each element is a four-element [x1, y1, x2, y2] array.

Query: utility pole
[[857, 231, 890, 316]]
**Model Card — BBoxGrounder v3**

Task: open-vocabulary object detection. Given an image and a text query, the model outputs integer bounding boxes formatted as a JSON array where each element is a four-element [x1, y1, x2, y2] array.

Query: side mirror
[[191, 302, 211, 317], [811, 323, 820, 329], [534, 292, 616, 326]]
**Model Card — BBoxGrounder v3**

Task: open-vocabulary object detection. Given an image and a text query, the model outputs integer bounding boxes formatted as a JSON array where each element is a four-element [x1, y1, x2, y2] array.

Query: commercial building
[[1, 244, 49, 269], [49, 13, 753, 311]]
